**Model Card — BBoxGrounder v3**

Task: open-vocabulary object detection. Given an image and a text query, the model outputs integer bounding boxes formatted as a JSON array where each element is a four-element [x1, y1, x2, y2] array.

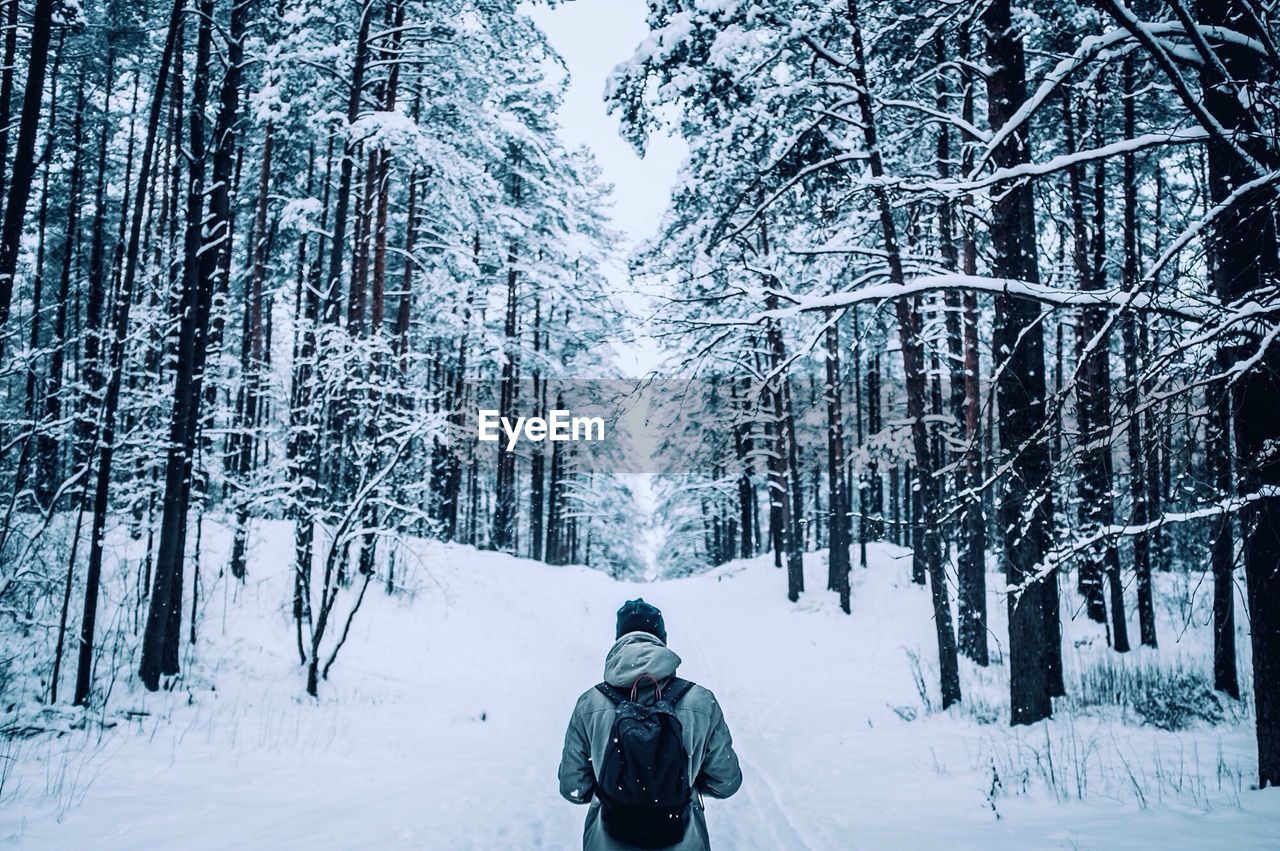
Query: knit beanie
[[616, 598, 666, 644]]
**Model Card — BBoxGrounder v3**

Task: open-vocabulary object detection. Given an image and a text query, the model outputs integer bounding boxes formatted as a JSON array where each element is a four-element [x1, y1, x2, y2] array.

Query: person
[[558, 599, 742, 850]]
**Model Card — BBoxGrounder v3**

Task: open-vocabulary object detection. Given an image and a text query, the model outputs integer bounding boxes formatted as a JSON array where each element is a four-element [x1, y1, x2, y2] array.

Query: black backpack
[[594, 674, 696, 849]]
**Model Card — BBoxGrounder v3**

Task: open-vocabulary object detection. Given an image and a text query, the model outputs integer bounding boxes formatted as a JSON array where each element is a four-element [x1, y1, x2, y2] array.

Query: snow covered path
[[3, 524, 1278, 849]]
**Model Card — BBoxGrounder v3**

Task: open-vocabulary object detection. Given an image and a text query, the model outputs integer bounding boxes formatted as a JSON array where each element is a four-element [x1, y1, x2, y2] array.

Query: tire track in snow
[[682, 609, 817, 851], [738, 750, 818, 851]]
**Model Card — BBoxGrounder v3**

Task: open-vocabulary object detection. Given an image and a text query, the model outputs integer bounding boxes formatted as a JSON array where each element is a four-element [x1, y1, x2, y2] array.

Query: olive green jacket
[[558, 632, 743, 850]]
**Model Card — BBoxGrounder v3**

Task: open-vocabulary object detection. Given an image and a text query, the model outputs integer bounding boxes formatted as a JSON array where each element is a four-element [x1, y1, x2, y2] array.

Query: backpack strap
[[595, 678, 696, 705], [662, 677, 696, 705]]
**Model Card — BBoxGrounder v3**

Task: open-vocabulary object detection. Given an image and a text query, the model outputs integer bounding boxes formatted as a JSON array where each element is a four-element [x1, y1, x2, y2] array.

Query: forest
[[634, 0, 1280, 784], [0, 0, 1278, 845]]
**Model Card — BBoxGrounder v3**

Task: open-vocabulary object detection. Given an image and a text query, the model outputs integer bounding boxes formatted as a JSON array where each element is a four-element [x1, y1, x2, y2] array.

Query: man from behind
[[558, 599, 742, 850]]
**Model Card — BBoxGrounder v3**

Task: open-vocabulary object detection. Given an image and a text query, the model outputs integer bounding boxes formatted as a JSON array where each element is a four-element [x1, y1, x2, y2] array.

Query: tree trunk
[[323, 2, 374, 321], [866, 350, 882, 542], [1208, 365, 1238, 698], [956, 17, 987, 665], [984, 0, 1058, 724], [530, 297, 545, 560], [38, 74, 88, 507], [0, 0, 57, 333], [77, 51, 116, 474], [1086, 75, 1129, 655], [936, 31, 969, 610], [762, 237, 804, 602], [546, 391, 566, 564], [783, 375, 806, 586], [1062, 87, 1108, 625], [352, 13, 402, 577], [77, 0, 183, 704], [846, 0, 959, 707], [731, 379, 754, 559], [348, 152, 375, 334], [394, 172, 418, 380], [493, 216, 520, 550], [443, 238, 478, 542], [17, 43, 62, 509], [824, 312, 849, 613], [1122, 54, 1156, 649], [888, 463, 900, 546], [290, 142, 322, 664], [228, 117, 275, 581], [851, 310, 868, 569], [0, 0, 21, 209], [1194, 0, 1280, 788], [140, 0, 219, 691]]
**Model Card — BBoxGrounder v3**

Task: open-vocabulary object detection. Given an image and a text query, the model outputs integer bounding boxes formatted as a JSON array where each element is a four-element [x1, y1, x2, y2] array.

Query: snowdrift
[[2, 519, 1278, 848]]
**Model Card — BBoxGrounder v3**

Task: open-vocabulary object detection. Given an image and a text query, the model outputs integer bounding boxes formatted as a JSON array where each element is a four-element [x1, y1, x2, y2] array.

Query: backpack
[[594, 674, 696, 849]]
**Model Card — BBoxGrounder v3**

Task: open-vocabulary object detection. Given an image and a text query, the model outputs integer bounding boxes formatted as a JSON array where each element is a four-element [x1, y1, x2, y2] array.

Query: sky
[[525, 0, 683, 244], [523, 0, 683, 550], [524, 0, 685, 378]]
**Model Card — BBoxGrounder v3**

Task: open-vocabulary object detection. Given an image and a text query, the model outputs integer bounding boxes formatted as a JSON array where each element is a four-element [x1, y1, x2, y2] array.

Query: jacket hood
[[603, 631, 682, 689]]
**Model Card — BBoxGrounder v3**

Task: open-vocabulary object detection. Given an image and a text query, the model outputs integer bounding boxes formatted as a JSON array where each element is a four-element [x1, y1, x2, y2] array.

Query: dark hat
[[616, 598, 666, 644]]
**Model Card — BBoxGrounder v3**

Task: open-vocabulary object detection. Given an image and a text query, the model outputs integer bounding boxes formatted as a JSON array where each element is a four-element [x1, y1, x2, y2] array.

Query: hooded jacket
[[558, 632, 743, 851]]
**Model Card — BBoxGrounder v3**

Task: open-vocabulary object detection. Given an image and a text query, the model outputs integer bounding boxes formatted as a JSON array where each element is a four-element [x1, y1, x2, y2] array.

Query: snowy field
[[1, 521, 1277, 849]]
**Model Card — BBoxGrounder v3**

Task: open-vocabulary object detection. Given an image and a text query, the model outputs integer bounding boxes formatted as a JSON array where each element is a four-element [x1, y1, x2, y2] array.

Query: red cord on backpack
[[630, 673, 663, 702]]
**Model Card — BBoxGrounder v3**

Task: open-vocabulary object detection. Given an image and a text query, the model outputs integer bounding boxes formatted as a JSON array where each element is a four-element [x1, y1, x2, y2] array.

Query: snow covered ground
[[2, 521, 1278, 849]]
